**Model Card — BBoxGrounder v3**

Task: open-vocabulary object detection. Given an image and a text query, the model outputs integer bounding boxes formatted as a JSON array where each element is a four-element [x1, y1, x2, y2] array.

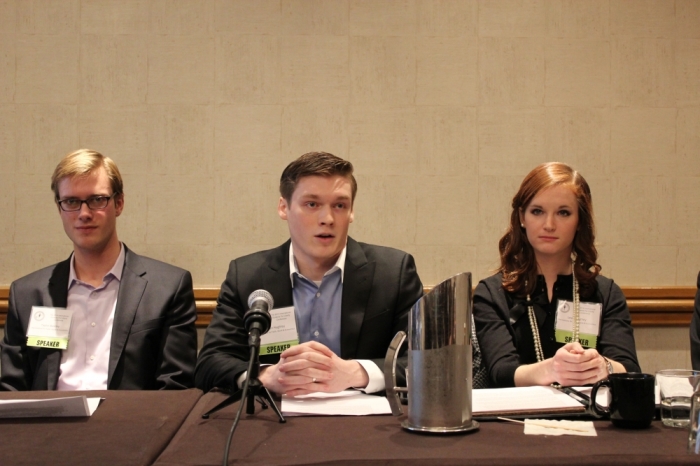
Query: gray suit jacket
[[0, 245, 198, 390], [195, 238, 423, 392]]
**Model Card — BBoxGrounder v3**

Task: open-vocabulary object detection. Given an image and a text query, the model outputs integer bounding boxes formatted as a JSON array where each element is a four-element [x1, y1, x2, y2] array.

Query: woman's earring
[[520, 224, 525, 228]]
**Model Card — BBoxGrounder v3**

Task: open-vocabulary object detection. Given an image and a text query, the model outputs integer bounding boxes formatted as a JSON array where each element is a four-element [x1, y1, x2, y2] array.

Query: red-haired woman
[[474, 162, 640, 388]]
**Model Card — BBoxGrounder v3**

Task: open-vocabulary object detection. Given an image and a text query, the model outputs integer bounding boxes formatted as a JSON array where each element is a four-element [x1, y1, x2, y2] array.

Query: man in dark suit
[[691, 272, 700, 370], [196, 152, 422, 396], [1, 149, 197, 390]]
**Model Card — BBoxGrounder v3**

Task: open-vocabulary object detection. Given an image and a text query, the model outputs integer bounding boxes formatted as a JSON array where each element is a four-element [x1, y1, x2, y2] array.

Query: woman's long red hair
[[498, 162, 601, 297]]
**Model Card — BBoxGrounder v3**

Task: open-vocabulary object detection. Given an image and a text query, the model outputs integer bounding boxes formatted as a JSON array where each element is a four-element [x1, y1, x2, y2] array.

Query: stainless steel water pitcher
[[384, 272, 479, 433]]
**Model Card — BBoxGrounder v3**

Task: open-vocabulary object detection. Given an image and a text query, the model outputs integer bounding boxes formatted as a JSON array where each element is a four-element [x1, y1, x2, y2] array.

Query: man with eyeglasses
[[0, 149, 197, 391]]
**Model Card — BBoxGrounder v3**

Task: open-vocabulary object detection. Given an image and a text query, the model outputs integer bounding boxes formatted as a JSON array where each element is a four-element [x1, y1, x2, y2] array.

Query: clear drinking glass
[[689, 387, 700, 454], [656, 369, 700, 428]]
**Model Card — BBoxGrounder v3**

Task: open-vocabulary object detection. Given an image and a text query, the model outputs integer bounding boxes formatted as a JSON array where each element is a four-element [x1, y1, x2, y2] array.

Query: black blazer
[[0, 246, 198, 390], [195, 237, 423, 392]]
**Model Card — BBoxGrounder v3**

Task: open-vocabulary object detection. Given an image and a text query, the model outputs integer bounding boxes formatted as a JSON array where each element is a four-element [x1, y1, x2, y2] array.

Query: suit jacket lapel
[[263, 240, 294, 309], [44, 259, 71, 390], [108, 247, 147, 385], [340, 238, 374, 359]]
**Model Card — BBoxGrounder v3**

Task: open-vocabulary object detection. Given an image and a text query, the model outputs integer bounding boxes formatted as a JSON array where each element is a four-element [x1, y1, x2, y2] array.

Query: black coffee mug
[[590, 373, 655, 428]]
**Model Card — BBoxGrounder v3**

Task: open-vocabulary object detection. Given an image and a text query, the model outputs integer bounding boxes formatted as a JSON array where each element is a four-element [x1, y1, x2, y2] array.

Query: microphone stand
[[201, 329, 286, 423]]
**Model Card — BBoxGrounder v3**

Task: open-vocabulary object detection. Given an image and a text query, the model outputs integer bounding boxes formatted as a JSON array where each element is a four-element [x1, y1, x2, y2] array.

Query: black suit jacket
[[195, 238, 423, 392], [0, 246, 198, 390], [691, 272, 700, 370]]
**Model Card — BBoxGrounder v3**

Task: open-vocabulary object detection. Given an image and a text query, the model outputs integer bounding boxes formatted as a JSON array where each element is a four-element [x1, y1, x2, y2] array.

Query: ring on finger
[[312, 377, 317, 383]]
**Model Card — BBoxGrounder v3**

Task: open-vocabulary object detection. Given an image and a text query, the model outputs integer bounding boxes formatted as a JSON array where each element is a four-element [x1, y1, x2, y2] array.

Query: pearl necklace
[[527, 258, 580, 363]]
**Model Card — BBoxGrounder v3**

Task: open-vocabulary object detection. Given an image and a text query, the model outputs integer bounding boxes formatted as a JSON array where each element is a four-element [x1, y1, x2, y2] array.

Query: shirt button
[[314, 330, 320, 337], [316, 292, 321, 298], [90, 355, 95, 361], [91, 322, 96, 327]]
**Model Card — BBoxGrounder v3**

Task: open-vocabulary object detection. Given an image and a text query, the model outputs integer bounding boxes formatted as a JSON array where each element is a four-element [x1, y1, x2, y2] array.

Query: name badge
[[260, 306, 300, 356], [554, 300, 602, 348], [26, 306, 73, 350]]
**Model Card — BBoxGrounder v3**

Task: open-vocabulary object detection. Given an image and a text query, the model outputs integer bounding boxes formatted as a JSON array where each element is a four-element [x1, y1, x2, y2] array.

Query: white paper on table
[[524, 419, 597, 436], [281, 390, 391, 416], [0, 396, 103, 418], [472, 386, 585, 416]]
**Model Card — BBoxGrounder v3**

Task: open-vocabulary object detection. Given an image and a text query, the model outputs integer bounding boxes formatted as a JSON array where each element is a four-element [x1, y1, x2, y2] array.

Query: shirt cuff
[[355, 360, 385, 393]]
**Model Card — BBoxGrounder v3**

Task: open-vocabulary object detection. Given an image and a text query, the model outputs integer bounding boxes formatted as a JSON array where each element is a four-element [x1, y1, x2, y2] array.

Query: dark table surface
[[154, 392, 697, 466], [0, 389, 203, 466]]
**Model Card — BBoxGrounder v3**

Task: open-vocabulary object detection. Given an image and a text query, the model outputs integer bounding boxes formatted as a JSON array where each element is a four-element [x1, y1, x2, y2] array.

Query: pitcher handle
[[384, 331, 407, 416]]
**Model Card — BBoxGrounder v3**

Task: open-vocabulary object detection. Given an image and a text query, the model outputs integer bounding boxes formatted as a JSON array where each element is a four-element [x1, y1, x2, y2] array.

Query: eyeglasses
[[57, 194, 117, 212]]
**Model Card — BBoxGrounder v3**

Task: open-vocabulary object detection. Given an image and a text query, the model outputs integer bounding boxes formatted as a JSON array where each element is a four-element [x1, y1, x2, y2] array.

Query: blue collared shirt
[[289, 244, 346, 356]]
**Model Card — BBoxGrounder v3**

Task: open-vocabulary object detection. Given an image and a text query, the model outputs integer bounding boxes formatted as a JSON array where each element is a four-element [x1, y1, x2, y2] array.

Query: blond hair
[[51, 149, 123, 200]]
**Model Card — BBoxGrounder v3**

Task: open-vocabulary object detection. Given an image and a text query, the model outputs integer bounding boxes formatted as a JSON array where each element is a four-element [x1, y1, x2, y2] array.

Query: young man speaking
[[196, 152, 422, 395]]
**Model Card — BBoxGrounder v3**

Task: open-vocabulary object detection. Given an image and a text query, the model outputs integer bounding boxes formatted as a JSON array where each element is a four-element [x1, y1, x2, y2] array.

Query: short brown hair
[[51, 149, 123, 200], [279, 152, 357, 203], [498, 162, 600, 297]]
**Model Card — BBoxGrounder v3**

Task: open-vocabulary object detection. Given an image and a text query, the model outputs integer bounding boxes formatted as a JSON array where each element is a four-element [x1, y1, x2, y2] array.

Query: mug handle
[[590, 379, 612, 416], [384, 331, 406, 416]]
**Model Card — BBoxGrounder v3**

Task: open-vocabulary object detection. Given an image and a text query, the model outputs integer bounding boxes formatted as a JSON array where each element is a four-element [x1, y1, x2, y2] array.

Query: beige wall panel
[[351, 174, 417, 246], [544, 40, 609, 107], [212, 242, 289, 286], [415, 175, 478, 246], [215, 0, 281, 34], [145, 244, 215, 285], [612, 38, 674, 107], [214, 104, 283, 175], [417, 0, 476, 37], [18, 0, 77, 34], [416, 37, 477, 106], [635, 327, 692, 374], [349, 0, 416, 36], [677, 0, 700, 39], [15, 105, 78, 174], [12, 244, 73, 281], [609, 175, 674, 247], [151, 0, 214, 35], [479, 38, 544, 106], [0, 104, 16, 163], [350, 36, 416, 106], [80, 0, 149, 34], [214, 173, 289, 247], [545, 0, 609, 38], [147, 35, 214, 104], [281, 0, 348, 35], [675, 39, 700, 107], [411, 245, 476, 286], [16, 35, 78, 104], [281, 105, 349, 159], [0, 173, 14, 244], [14, 174, 65, 245], [348, 106, 416, 175], [478, 107, 547, 175], [146, 175, 215, 245], [610, 0, 675, 38], [280, 35, 349, 104], [476, 174, 522, 256], [0, 35, 14, 102], [78, 105, 150, 175], [610, 107, 676, 176], [148, 105, 214, 176], [678, 246, 700, 285], [678, 108, 700, 177], [598, 244, 678, 285], [416, 106, 476, 176], [117, 172, 149, 246], [0, 246, 15, 284], [478, 0, 546, 37], [0, 0, 17, 33], [672, 177, 700, 246], [476, 243, 501, 283], [544, 107, 610, 176], [80, 35, 147, 104], [216, 34, 279, 105]]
